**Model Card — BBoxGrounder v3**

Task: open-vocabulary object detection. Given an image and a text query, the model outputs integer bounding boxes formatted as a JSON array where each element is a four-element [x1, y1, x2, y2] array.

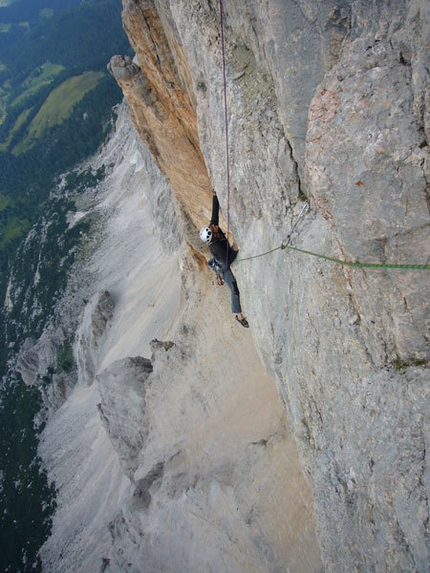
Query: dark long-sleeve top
[[209, 194, 237, 268]]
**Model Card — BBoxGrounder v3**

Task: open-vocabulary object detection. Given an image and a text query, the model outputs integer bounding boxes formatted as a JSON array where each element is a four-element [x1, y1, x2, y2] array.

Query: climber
[[200, 190, 249, 328]]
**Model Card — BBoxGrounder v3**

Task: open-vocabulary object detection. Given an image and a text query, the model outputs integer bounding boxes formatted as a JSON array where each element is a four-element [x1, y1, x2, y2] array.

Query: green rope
[[238, 243, 430, 270]]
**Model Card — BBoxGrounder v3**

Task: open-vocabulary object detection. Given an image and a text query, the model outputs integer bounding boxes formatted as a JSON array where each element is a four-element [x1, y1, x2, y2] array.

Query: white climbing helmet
[[199, 226, 212, 244]]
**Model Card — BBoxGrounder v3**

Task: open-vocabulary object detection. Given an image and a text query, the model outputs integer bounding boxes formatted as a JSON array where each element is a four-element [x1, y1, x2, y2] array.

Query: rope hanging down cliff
[[219, 0, 231, 264]]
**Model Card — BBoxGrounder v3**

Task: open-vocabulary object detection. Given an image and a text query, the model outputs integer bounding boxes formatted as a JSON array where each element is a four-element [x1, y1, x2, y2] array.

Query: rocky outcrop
[[112, 1, 430, 571], [101, 322, 321, 573], [108, 2, 214, 250], [74, 290, 115, 387], [97, 356, 153, 478], [16, 328, 64, 387], [15, 326, 77, 412]]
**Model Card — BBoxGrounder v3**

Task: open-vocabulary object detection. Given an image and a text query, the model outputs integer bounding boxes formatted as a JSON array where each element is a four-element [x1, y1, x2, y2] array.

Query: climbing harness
[[219, 0, 231, 266]]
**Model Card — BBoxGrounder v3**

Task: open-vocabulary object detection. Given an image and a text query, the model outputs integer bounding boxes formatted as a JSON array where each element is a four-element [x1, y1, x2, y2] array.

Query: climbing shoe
[[235, 316, 249, 328]]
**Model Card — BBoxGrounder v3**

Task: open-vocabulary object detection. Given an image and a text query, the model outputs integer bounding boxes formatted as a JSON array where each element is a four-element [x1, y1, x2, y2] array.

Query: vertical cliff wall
[[109, 1, 430, 571], [107, 1, 213, 249]]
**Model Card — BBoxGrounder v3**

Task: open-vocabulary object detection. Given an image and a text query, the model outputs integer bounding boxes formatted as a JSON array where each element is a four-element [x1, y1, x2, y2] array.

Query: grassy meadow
[[12, 71, 103, 154]]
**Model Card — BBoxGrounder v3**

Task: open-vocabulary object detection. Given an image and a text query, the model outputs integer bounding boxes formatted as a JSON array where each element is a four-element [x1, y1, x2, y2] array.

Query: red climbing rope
[[219, 0, 231, 265]]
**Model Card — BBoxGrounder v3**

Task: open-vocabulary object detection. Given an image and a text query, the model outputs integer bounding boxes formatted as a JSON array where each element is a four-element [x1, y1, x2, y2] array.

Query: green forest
[[0, 0, 132, 296], [0, 1, 133, 571]]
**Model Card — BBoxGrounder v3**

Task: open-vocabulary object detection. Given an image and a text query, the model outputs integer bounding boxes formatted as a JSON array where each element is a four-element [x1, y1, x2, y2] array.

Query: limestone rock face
[[307, 36, 429, 366], [15, 327, 77, 412], [108, 1, 214, 249], [107, 54, 140, 81], [74, 290, 115, 387], [16, 329, 64, 387], [101, 322, 321, 573], [114, 1, 430, 571], [97, 356, 153, 478]]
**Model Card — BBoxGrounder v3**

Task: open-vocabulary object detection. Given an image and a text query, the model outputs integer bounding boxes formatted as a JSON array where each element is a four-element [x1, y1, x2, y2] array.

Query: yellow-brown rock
[[108, 1, 213, 247]]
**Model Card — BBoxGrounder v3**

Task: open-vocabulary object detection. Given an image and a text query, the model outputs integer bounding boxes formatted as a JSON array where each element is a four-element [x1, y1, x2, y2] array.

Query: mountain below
[[12, 1, 430, 572], [0, 1, 130, 571]]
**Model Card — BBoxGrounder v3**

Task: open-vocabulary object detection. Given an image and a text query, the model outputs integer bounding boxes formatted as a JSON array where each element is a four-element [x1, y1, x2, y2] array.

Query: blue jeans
[[208, 258, 242, 314], [222, 267, 242, 314]]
